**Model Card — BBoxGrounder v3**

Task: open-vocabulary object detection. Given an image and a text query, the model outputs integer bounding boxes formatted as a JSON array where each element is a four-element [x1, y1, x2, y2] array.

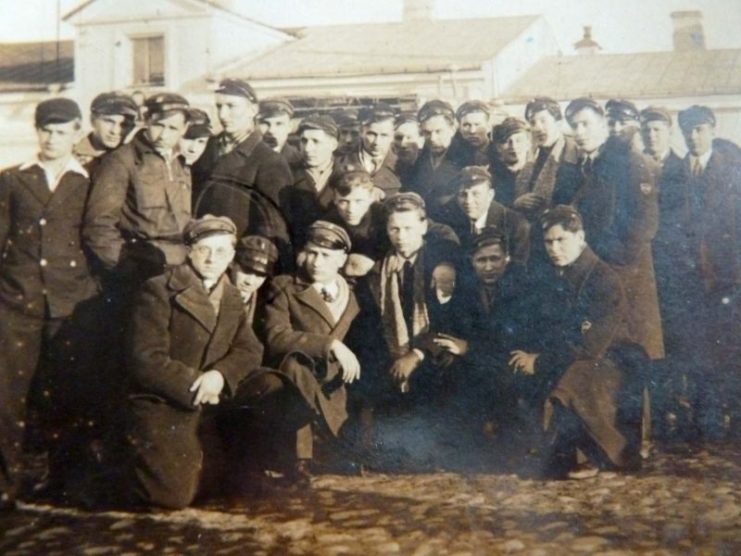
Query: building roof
[[504, 48, 741, 101], [0, 41, 74, 92], [226, 15, 540, 80]]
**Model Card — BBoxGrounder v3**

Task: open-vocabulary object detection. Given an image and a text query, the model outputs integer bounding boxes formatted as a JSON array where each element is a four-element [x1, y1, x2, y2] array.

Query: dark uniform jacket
[[336, 148, 402, 198], [280, 143, 303, 166], [447, 133, 489, 168], [488, 157, 521, 209], [406, 145, 463, 220], [84, 130, 191, 278], [0, 161, 97, 318]]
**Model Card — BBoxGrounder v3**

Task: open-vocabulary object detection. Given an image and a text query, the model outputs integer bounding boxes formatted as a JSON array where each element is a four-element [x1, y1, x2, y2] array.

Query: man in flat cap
[[179, 108, 211, 167], [438, 165, 530, 267], [488, 117, 531, 208], [331, 109, 362, 155], [125, 215, 263, 509], [605, 98, 644, 153], [192, 78, 293, 209], [231, 234, 279, 326], [257, 98, 302, 166], [514, 97, 580, 222], [74, 92, 138, 174], [0, 98, 100, 510], [407, 100, 463, 220], [392, 112, 424, 189], [449, 100, 491, 168], [336, 103, 402, 199], [666, 105, 740, 441]]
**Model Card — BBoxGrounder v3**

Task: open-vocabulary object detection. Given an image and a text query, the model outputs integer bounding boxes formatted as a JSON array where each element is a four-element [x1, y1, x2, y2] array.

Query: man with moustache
[[450, 100, 491, 167], [489, 117, 532, 208], [392, 112, 424, 189], [257, 98, 302, 166], [606, 99, 644, 154]]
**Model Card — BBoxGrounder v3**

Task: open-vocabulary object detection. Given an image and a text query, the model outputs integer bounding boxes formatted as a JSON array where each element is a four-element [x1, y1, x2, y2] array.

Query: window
[[132, 36, 165, 86]]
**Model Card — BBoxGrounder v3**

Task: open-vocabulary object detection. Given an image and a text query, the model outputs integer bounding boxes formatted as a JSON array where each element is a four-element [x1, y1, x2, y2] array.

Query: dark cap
[[418, 100, 455, 123], [298, 114, 339, 139], [234, 235, 278, 276], [458, 165, 492, 189], [183, 214, 237, 245], [384, 192, 426, 215], [565, 97, 604, 122], [215, 78, 258, 103], [456, 100, 491, 121], [525, 96, 562, 122], [35, 98, 82, 127], [678, 105, 716, 131], [258, 97, 294, 119], [145, 93, 190, 119], [183, 108, 211, 139], [470, 226, 508, 254], [330, 108, 360, 129], [306, 220, 351, 252], [90, 92, 138, 118], [605, 98, 640, 122], [394, 111, 418, 127], [360, 103, 396, 125], [640, 106, 672, 126], [331, 167, 375, 192], [492, 117, 529, 144], [540, 205, 584, 232]]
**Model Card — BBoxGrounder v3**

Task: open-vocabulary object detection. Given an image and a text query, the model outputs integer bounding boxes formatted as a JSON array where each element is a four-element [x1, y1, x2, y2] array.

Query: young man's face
[[420, 115, 455, 154], [258, 113, 291, 151], [543, 224, 585, 267], [340, 126, 360, 148], [233, 269, 267, 299], [147, 112, 189, 152], [683, 123, 715, 157], [334, 187, 374, 226], [608, 117, 639, 142], [300, 129, 338, 168], [529, 109, 561, 148], [91, 114, 132, 149], [215, 93, 256, 137], [459, 111, 490, 148], [569, 108, 607, 154], [471, 243, 509, 285], [641, 121, 672, 157], [179, 136, 209, 165], [394, 122, 423, 158], [188, 234, 236, 282], [457, 181, 494, 221], [37, 120, 81, 161], [386, 210, 427, 258], [300, 242, 347, 284], [361, 119, 394, 160], [496, 131, 530, 167]]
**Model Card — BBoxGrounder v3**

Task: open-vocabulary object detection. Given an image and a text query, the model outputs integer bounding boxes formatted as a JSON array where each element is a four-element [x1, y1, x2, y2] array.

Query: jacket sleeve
[[255, 155, 293, 207], [83, 154, 130, 270], [127, 278, 200, 410], [210, 311, 265, 397]]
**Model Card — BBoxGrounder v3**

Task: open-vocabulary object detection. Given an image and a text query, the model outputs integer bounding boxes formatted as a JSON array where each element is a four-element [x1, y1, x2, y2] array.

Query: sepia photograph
[[0, 0, 739, 553]]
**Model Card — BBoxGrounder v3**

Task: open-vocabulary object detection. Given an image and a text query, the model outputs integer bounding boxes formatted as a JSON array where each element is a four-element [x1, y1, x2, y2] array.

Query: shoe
[[567, 462, 600, 480]]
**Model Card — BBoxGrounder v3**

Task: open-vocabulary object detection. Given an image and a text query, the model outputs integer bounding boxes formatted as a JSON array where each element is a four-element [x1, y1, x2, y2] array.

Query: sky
[[1, 0, 741, 54]]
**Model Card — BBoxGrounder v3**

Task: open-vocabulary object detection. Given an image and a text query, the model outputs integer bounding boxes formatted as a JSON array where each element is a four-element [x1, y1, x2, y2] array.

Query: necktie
[[401, 261, 415, 337], [581, 156, 593, 178], [692, 158, 703, 178]]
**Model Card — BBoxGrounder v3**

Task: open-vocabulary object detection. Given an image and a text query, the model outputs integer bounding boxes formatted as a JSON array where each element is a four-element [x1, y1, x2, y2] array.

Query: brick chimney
[[403, 0, 434, 21], [671, 11, 706, 51], [574, 26, 601, 55]]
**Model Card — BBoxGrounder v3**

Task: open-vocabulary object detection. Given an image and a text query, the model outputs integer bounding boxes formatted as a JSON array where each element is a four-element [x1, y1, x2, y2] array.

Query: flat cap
[[145, 92, 189, 118], [418, 100, 455, 123], [640, 106, 672, 126], [91, 92, 138, 118], [492, 117, 529, 144], [458, 165, 492, 189], [298, 114, 339, 139], [306, 220, 351, 252], [331, 167, 375, 191], [215, 78, 258, 103], [183, 108, 211, 139], [394, 111, 419, 127], [565, 97, 604, 122], [678, 105, 716, 131], [605, 98, 640, 122], [456, 100, 491, 121], [360, 103, 396, 125], [183, 214, 237, 245], [540, 204, 584, 231], [330, 109, 360, 128], [384, 191, 426, 213], [525, 96, 562, 122], [35, 98, 82, 127], [470, 226, 508, 254], [234, 235, 279, 276], [258, 97, 294, 119]]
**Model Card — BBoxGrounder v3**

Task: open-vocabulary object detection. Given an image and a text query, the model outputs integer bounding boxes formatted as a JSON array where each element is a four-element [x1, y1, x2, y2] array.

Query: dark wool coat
[[335, 148, 402, 198], [405, 145, 463, 220]]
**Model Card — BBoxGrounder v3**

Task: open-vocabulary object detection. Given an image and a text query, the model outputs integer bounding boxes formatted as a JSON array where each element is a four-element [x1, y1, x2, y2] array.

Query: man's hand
[[330, 339, 361, 384], [513, 193, 545, 212], [508, 350, 539, 375], [190, 370, 225, 405], [344, 254, 376, 277], [389, 351, 422, 384], [433, 333, 469, 356]]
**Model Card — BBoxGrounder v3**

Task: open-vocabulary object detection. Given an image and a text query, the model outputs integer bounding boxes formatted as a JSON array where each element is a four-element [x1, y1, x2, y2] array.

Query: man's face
[[146, 112, 188, 152], [394, 122, 423, 159], [179, 136, 209, 165], [300, 129, 338, 168], [340, 126, 360, 148], [215, 93, 256, 136], [569, 108, 607, 154], [420, 115, 455, 155], [457, 182, 494, 221], [301, 242, 347, 284], [608, 117, 639, 142], [432, 263, 456, 297], [91, 114, 132, 149], [334, 187, 374, 226], [496, 131, 530, 168], [188, 234, 236, 282], [459, 111, 490, 148], [387, 210, 427, 258], [234, 269, 267, 299], [36, 120, 81, 161], [641, 121, 671, 157], [258, 113, 291, 151], [544, 224, 585, 267], [529, 110, 561, 148], [683, 123, 714, 157], [471, 243, 509, 285], [361, 119, 394, 160]]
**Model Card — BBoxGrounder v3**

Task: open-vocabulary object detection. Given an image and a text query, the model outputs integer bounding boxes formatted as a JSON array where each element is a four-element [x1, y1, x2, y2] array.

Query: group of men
[[0, 77, 738, 512]]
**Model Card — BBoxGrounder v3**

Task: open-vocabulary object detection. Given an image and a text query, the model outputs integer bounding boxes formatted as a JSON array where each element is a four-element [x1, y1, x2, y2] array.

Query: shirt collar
[[690, 148, 713, 170], [19, 155, 89, 179]]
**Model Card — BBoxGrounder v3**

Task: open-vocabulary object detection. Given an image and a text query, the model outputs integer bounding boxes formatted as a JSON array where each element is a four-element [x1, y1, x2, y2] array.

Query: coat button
[[40, 258, 48, 267], [69, 260, 77, 268], [39, 218, 47, 226]]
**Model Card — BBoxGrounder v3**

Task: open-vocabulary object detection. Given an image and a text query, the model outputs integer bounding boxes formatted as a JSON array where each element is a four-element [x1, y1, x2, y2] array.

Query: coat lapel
[[331, 292, 360, 339], [19, 166, 53, 206], [204, 284, 244, 367], [47, 172, 87, 212], [294, 283, 337, 329], [170, 267, 218, 332]]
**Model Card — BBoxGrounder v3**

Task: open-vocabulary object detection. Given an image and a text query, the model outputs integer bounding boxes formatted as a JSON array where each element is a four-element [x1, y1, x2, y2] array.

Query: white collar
[[690, 148, 713, 170], [312, 279, 339, 298], [20, 155, 89, 178]]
